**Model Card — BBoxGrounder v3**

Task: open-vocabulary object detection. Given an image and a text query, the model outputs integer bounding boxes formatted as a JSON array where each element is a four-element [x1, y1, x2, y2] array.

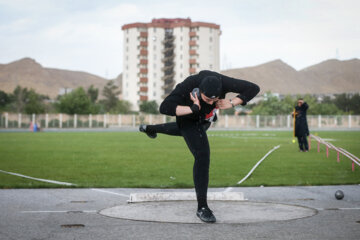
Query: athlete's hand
[[216, 99, 232, 109], [190, 92, 201, 110]]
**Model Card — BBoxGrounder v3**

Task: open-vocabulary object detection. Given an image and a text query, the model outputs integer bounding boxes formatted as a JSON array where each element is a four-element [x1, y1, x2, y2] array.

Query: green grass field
[[0, 130, 359, 188]]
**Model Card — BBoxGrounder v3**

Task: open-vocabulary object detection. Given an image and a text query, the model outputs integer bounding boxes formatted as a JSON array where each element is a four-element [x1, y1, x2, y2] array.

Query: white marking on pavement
[[128, 191, 244, 203], [0, 169, 76, 186], [21, 210, 97, 213], [91, 188, 129, 197], [316, 208, 360, 211], [224, 187, 233, 192]]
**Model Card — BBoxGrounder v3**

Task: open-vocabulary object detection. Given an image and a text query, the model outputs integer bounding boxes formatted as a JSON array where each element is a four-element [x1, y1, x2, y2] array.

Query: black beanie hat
[[199, 76, 222, 99]]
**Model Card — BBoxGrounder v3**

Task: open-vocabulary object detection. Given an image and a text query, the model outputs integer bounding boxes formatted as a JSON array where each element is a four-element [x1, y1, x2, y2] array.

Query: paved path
[[1, 185, 360, 239]]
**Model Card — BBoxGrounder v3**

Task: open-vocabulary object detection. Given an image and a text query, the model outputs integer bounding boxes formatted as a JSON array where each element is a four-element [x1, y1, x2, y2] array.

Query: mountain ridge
[[0, 57, 359, 99]]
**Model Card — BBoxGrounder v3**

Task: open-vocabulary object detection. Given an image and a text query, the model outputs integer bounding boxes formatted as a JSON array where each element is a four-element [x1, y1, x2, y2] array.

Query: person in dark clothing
[[294, 98, 309, 152], [139, 70, 260, 223]]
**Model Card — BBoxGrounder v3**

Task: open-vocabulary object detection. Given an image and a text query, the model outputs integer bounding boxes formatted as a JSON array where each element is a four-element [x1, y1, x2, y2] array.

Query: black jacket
[[159, 70, 260, 127], [295, 102, 309, 137]]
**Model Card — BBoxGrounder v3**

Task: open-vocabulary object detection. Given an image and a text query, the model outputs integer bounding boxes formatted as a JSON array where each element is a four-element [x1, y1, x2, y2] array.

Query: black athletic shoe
[[196, 207, 216, 223], [139, 124, 157, 139]]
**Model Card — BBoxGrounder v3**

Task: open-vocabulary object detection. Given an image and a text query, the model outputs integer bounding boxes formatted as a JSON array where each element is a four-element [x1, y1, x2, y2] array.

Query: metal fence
[[1, 113, 359, 130]]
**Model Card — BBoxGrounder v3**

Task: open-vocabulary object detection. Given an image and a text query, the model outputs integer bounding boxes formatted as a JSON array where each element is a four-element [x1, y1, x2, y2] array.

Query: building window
[[209, 64, 213, 69], [209, 45, 212, 50], [180, 36, 183, 41], [180, 63, 183, 69], [126, 65, 128, 70], [180, 54, 182, 60], [126, 46, 129, 52], [153, 91, 156, 97], [180, 73, 183, 78], [154, 54, 156, 60], [210, 37, 213, 42], [154, 73, 157, 78], [153, 45, 156, 50], [210, 28, 212, 33], [180, 45, 183, 50], [154, 28, 156, 32], [126, 38, 129, 43], [181, 27, 183, 32], [154, 63, 156, 68], [153, 82, 156, 87]]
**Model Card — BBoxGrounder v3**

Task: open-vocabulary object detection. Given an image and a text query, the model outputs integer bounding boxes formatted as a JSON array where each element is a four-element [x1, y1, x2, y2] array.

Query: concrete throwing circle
[[99, 201, 317, 224]]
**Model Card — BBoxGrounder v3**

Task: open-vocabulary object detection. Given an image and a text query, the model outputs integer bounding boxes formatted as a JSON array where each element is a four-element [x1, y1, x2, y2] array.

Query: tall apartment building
[[122, 18, 221, 110]]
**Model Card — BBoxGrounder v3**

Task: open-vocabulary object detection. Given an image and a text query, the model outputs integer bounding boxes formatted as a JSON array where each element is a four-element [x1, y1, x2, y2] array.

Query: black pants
[[297, 135, 309, 151], [147, 121, 211, 209]]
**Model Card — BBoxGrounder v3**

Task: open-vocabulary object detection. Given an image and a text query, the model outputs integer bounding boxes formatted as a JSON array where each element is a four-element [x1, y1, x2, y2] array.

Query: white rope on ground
[[0, 169, 76, 186], [236, 145, 281, 185]]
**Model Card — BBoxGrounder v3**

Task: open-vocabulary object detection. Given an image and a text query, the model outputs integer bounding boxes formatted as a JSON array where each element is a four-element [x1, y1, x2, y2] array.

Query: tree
[[115, 100, 132, 114], [251, 92, 293, 115], [334, 93, 351, 112], [0, 90, 10, 109], [310, 103, 343, 115], [102, 80, 120, 112], [57, 87, 93, 114], [139, 100, 159, 114], [24, 89, 46, 114], [349, 93, 360, 114], [11, 86, 29, 113], [87, 85, 99, 103]]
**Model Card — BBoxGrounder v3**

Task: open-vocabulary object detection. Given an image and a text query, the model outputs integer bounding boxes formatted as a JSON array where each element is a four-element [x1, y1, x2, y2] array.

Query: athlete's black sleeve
[[199, 71, 260, 106], [159, 70, 260, 116], [159, 75, 198, 116]]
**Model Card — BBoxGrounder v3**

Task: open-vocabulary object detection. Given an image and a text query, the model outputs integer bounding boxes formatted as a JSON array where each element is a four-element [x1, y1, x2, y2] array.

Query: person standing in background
[[294, 98, 309, 152]]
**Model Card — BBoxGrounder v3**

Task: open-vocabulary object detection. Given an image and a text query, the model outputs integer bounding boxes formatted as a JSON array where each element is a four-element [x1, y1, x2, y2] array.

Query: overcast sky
[[0, 0, 359, 79]]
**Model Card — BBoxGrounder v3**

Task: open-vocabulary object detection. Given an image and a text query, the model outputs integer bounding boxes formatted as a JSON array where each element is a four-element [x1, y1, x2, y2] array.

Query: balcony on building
[[140, 96, 148, 101], [189, 68, 196, 74], [140, 32, 148, 38], [189, 59, 196, 64], [189, 50, 197, 55], [140, 86, 148, 92], [140, 77, 148, 83], [140, 49, 148, 55], [140, 41, 148, 47], [140, 59, 148, 65], [140, 68, 148, 74], [189, 40, 197, 46], [189, 31, 196, 37]]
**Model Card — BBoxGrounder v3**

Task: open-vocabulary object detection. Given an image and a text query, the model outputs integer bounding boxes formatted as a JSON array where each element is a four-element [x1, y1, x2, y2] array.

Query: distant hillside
[[0, 58, 109, 98], [1, 57, 359, 99], [221, 58, 360, 95], [299, 59, 360, 94]]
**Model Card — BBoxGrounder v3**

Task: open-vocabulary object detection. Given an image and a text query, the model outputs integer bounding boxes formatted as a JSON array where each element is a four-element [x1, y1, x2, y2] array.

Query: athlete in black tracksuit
[[140, 70, 260, 223]]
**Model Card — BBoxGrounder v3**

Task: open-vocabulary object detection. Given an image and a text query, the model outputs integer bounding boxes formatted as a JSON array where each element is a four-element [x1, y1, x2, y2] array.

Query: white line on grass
[[224, 145, 281, 192], [0, 169, 76, 186], [237, 145, 281, 185], [91, 188, 129, 198]]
